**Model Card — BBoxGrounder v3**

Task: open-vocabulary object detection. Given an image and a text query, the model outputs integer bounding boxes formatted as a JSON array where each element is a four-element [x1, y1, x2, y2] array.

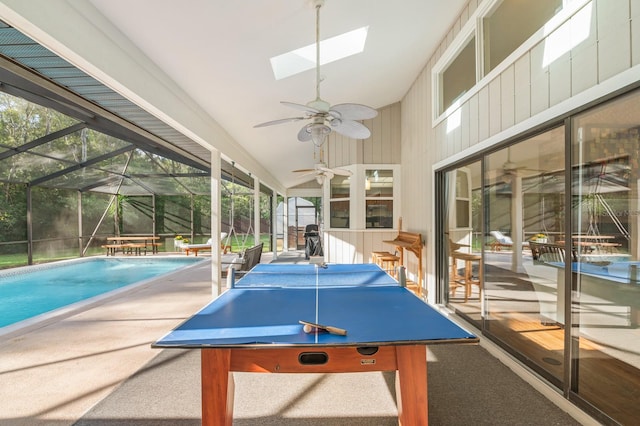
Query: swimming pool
[[0, 257, 204, 329]]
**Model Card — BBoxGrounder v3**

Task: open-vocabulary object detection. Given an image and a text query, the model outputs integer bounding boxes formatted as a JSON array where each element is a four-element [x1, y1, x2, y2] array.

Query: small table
[[153, 263, 477, 425]]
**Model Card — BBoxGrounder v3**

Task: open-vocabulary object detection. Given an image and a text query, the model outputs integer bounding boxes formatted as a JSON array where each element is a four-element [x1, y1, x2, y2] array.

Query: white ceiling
[[86, 0, 466, 189]]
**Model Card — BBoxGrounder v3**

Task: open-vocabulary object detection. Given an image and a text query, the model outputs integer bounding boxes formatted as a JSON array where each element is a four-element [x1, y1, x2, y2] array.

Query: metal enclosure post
[[26, 185, 33, 265], [78, 191, 83, 256]]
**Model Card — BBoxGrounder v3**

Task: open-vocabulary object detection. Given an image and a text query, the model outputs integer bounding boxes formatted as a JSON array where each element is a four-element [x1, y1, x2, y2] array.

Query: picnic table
[[102, 236, 161, 255]]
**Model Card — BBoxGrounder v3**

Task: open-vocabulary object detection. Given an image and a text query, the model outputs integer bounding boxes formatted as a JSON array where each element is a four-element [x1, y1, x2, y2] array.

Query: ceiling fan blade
[[330, 103, 378, 120], [317, 165, 352, 177], [332, 168, 352, 176], [331, 119, 371, 139], [282, 101, 322, 115], [297, 124, 313, 142], [254, 117, 306, 128], [292, 168, 317, 177]]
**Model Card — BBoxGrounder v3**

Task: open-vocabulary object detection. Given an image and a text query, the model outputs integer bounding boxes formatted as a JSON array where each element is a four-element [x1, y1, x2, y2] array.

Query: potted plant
[[174, 235, 184, 250], [534, 233, 547, 243]]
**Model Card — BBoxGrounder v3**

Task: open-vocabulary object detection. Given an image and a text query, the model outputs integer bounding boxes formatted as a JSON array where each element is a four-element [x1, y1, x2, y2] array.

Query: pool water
[[0, 257, 203, 328]]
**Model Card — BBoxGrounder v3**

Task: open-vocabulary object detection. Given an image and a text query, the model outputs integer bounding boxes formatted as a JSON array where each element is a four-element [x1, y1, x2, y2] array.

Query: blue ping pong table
[[154, 263, 477, 425]]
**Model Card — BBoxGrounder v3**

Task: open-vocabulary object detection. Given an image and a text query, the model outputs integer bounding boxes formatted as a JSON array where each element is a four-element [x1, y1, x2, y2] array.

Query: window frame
[[324, 164, 400, 230], [365, 168, 395, 229], [432, 0, 589, 127]]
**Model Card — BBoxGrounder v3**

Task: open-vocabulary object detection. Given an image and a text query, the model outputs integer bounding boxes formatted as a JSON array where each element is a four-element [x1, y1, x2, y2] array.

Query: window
[[365, 169, 393, 228], [454, 168, 471, 228], [483, 0, 563, 75], [270, 27, 369, 80], [329, 175, 350, 228], [326, 165, 399, 230], [441, 36, 476, 114], [433, 0, 567, 122]]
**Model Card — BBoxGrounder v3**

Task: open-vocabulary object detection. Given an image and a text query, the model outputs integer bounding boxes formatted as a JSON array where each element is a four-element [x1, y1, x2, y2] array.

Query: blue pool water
[[0, 257, 203, 329]]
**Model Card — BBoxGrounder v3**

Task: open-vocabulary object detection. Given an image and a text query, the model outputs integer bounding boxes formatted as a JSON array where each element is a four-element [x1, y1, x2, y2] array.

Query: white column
[[211, 150, 222, 296], [254, 175, 260, 249], [271, 188, 278, 259], [283, 195, 289, 251]]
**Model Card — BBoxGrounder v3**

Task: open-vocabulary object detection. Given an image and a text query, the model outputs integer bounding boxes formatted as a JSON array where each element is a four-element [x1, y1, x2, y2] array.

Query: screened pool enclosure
[[0, 92, 273, 268], [0, 18, 278, 269]]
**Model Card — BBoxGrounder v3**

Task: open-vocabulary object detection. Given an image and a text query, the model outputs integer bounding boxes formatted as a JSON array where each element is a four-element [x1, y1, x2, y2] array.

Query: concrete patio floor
[[0, 256, 216, 425]]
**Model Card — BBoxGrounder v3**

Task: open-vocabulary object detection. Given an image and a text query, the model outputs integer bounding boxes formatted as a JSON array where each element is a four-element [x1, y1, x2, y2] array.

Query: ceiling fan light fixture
[[255, 0, 377, 146], [309, 122, 331, 146]]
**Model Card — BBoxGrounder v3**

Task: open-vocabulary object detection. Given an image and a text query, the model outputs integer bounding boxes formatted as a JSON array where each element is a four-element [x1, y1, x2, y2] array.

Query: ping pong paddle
[[299, 320, 347, 336]]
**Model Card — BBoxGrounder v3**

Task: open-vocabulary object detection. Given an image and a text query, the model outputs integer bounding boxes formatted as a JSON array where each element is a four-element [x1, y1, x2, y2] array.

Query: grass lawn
[[0, 234, 275, 270]]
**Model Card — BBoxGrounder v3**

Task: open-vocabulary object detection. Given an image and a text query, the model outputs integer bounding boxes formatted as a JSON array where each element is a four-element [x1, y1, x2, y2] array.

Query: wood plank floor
[[452, 299, 640, 425]]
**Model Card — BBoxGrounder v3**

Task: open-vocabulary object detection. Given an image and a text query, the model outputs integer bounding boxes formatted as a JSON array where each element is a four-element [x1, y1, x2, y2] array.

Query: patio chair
[[225, 242, 264, 281]]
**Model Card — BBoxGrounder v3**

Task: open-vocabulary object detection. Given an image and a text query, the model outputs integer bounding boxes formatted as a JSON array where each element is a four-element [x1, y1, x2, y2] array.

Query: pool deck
[[0, 255, 216, 425]]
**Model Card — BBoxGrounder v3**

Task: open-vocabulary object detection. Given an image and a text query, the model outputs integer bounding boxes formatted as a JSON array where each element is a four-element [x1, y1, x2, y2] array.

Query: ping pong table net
[[233, 265, 398, 288]]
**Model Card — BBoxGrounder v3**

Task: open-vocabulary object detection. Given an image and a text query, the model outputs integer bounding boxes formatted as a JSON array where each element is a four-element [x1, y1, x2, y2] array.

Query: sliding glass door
[[438, 87, 640, 423], [571, 90, 640, 425], [444, 161, 482, 329], [484, 126, 566, 386]]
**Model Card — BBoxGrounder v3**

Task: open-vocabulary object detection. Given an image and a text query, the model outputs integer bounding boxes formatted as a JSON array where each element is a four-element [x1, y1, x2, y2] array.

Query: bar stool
[[371, 251, 389, 264], [450, 251, 482, 302], [373, 251, 400, 278]]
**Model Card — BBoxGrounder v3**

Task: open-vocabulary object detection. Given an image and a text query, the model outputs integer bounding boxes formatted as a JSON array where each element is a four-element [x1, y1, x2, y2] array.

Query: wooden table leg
[[395, 345, 428, 425], [464, 259, 472, 302], [201, 349, 234, 426]]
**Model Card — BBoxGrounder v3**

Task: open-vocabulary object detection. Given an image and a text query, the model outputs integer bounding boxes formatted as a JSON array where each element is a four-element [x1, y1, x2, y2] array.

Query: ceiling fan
[[495, 147, 545, 182], [292, 147, 351, 184], [254, 0, 378, 147]]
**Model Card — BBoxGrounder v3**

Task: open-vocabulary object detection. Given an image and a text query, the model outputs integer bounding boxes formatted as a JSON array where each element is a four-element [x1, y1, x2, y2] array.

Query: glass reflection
[[571, 90, 640, 425], [445, 162, 482, 328], [483, 126, 566, 385]]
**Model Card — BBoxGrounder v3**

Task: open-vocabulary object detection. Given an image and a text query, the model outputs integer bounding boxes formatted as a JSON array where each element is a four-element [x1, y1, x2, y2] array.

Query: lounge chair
[[488, 230, 531, 251], [489, 231, 513, 251], [184, 238, 212, 256], [183, 232, 231, 256]]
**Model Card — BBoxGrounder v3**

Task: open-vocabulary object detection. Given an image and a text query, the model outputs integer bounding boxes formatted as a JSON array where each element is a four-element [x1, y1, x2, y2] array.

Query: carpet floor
[[76, 344, 581, 425]]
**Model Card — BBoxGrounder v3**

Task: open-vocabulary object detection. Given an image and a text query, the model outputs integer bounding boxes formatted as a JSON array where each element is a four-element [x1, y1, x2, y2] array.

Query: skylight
[[270, 26, 368, 80]]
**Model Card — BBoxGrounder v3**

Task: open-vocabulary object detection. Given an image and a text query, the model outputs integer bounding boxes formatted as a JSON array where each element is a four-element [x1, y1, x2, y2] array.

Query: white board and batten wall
[[400, 0, 640, 301], [314, 0, 640, 298], [321, 103, 423, 282]]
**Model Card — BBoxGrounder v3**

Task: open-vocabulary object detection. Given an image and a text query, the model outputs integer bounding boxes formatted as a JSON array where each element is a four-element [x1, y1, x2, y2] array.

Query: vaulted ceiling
[[0, 0, 467, 190]]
